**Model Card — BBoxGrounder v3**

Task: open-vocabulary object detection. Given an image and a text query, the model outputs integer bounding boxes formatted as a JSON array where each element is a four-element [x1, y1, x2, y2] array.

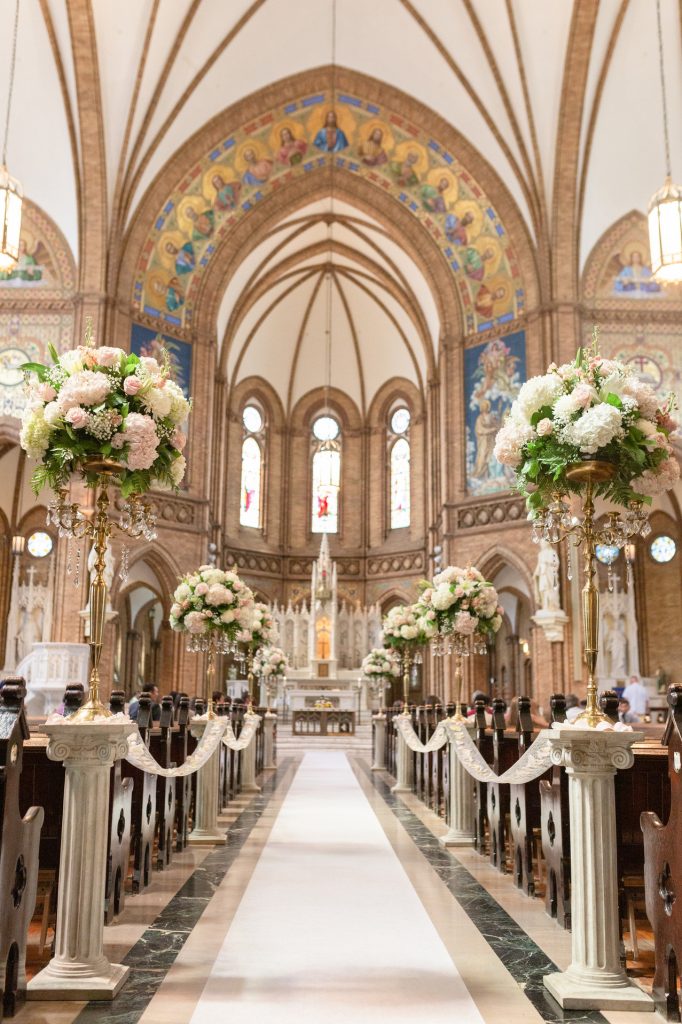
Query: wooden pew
[[0, 682, 44, 1019], [642, 686, 682, 1019], [539, 694, 570, 928], [149, 696, 176, 871], [508, 696, 546, 896], [104, 691, 133, 925], [122, 695, 157, 894], [473, 699, 492, 854], [172, 697, 191, 850], [486, 698, 516, 872]]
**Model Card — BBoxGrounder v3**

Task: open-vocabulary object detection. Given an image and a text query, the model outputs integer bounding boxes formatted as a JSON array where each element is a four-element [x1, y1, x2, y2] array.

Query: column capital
[[545, 727, 641, 773], [44, 719, 135, 766]]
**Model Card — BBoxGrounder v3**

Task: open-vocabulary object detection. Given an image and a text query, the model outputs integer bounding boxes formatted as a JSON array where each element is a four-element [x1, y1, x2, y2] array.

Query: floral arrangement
[[493, 345, 680, 513], [247, 602, 278, 650], [417, 565, 502, 642], [254, 646, 288, 678], [19, 338, 191, 497], [361, 647, 401, 679], [169, 566, 255, 640], [381, 603, 435, 649]]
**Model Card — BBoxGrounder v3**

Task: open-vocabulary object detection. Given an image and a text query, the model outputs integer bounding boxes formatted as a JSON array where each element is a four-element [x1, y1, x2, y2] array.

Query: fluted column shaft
[[188, 719, 226, 846], [391, 729, 413, 793], [440, 723, 475, 847], [263, 711, 276, 770], [371, 712, 387, 771]]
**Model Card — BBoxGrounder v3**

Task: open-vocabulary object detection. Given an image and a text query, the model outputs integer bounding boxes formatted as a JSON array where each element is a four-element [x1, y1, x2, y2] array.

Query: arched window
[[240, 404, 264, 528], [311, 415, 341, 534], [389, 407, 410, 529]]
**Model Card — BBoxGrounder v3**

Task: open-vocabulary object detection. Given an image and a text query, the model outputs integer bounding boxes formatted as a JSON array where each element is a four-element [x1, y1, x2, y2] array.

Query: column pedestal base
[[544, 972, 653, 1011], [439, 829, 475, 847], [28, 962, 129, 1001], [187, 829, 226, 846]]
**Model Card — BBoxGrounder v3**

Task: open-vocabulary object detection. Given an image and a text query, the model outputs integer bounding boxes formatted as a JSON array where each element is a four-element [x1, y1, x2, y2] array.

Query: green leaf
[[605, 393, 623, 409], [47, 343, 59, 363], [530, 405, 553, 427], [574, 347, 582, 368], [19, 361, 48, 381]]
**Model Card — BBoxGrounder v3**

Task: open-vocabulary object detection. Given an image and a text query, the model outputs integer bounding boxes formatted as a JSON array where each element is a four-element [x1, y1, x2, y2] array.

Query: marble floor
[[14, 750, 661, 1024]]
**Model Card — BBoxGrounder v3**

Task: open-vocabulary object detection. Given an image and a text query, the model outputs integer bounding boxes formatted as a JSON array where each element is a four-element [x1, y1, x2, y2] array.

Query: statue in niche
[[316, 617, 331, 660], [533, 540, 561, 612], [606, 614, 628, 679]]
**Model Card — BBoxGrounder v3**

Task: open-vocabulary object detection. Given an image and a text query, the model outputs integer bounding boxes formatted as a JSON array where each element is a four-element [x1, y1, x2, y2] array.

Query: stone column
[[391, 728, 413, 793], [371, 712, 387, 771], [241, 713, 261, 793], [440, 722, 475, 847], [28, 719, 135, 1000], [543, 728, 653, 1010], [263, 711, 277, 770], [187, 719, 226, 846]]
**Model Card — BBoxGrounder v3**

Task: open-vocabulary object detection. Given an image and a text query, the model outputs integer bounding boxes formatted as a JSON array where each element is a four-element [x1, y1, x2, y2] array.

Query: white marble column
[[188, 719, 226, 846], [440, 721, 476, 847], [391, 727, 413, 794], [241, 712, 261, 793], [371, 712, 387, 771], [263, 711, 277, 770], [28, 719, 135, 1001], [543, 728, 653, 1011]]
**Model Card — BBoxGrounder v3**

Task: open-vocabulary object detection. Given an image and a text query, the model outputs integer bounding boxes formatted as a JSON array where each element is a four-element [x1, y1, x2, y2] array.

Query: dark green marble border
[[358, 763, 608, 1024], [73, 760, 293, 1024]]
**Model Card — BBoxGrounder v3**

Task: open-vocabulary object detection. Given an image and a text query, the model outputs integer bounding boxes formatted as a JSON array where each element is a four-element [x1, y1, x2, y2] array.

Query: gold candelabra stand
[[186, 629, 241, 719], [532, 460, 650, 727], [432, 631, 488, 721], [399, 645, 423, 714], [47, 458, 157, 722]]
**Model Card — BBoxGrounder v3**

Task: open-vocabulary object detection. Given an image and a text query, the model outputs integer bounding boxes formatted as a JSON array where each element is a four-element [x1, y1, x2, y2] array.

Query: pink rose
[[124, 375, 142, 396], [171, 429, 186, 451], [573, 382, 595, 409], [65, 406, 88, 429], [195, 582, 209, 596], [36, 382, 57, 402], [537, 417, 553, 436], [95, 346, 125, 368]]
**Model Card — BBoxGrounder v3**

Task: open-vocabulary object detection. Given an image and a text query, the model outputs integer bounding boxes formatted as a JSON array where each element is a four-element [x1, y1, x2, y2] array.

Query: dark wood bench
[[486, 699, 516, 873], [148, 696, 177, 871], [539, 694, 570, 928], [121, 695, 157, 894], [509, 696, 550, 897], [171, 697, 191, 850], [0, 681, 44, 1019], [104, 691, 134, 925]]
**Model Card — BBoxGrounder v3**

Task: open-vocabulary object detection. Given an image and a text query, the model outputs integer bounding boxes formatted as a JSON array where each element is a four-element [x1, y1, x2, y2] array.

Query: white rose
[[432, 585, 456, 611], [175, 583, 190, 601]]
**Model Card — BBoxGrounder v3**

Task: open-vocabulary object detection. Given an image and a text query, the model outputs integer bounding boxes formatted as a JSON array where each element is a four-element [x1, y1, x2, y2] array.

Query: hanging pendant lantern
[[0, 0, 22, 273], [0, 164, 22, 272], [648, 176, 682, 283], [648, 0, 682, 283]]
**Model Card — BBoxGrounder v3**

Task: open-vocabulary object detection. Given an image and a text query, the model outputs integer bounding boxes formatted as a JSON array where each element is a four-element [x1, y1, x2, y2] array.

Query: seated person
[[618, 697, 640, 724], [128, 682, 161, 722]]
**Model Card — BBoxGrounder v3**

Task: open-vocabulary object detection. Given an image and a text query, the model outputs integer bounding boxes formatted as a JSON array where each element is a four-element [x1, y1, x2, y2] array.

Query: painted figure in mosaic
[[474, 283, 507, 319], [163, 238, 195, 276], [420, 176, 451, 214], [278, 127, 308, 166], [166, 276, 184, 312], [185, 205, 215, 241], [358, 127, 388, 166], [389, 150, 420, 187], [313, 110, 349, 153], [463, 245, 495, 281], [242, 146, 274, 186], [445, 210, 474, 246], [210, 173, 242, 211], [613, 248, 660, 295]]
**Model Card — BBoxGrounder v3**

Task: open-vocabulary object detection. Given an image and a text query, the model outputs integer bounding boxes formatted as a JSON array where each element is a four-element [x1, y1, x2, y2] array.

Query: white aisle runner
[[190, 751, 484, 1023]]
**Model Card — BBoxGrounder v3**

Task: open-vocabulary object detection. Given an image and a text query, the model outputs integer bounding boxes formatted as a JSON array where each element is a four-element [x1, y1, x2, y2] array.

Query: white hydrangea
[[515, 374, 563, 423], [165, 380, 191, 425], [562, 404, 623, 454], [19, 406, 52, 459]]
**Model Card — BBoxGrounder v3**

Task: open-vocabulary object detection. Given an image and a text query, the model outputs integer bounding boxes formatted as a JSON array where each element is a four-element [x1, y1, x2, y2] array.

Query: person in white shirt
[[621, 675, 648, 717]]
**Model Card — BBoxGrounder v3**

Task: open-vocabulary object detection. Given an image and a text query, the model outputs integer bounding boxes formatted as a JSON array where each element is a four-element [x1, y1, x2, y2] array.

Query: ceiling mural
[[132, 89, 524, 336], [0, 200, 76, 298], [583, 211, 682, 305]]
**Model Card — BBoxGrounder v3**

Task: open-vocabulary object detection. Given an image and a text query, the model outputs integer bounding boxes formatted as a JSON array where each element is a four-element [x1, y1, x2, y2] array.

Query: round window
[[312, 416, 340, 441], [242, 405, 263, 432], [595, 544, 620, 566], [650, 535, 676, 564], [27, 532, 53, 558], [391, 408, 410, 434]]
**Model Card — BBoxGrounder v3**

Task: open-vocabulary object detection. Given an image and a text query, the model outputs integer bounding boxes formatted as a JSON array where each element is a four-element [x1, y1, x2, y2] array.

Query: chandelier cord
[[323, 0, 337, 419], [2, 0, 20, 168], [656, 0, 672, 178]]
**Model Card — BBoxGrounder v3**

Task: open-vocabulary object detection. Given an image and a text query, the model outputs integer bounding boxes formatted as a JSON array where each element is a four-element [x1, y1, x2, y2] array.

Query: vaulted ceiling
[[3, 0, 681, 402]]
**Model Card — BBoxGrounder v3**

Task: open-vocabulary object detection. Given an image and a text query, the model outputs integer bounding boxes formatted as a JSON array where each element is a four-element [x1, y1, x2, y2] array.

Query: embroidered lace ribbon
[[125, 718, 226, 776], [222, 712, 261, 751], [395, 716, 552, 783]]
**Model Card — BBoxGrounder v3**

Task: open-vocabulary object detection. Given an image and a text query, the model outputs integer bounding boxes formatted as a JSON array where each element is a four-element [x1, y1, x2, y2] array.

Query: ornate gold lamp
[[531, 462, 650, 727], [47, 460, 157, 721]]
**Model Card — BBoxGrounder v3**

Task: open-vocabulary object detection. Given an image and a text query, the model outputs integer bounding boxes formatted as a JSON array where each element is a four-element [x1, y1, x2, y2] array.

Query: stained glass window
[[311, 416, 341, 534], [391, 408, 410, 434], [650, 535, 676, 563], [390, 437, 411, 528], [27, 531, 53, 557], [240, 436, 262, 528]]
